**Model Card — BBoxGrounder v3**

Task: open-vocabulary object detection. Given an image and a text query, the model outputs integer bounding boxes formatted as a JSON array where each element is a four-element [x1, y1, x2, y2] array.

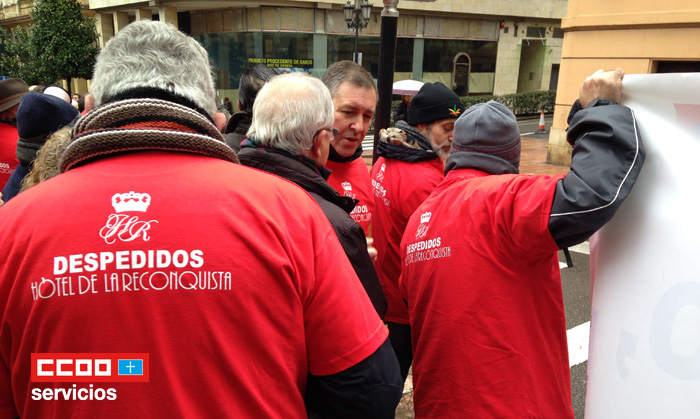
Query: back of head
[[451, 100, 521, 168], [90, 20, 216, 116], [322, 60, 377, 98], [248, 73, 333, 155], [16, 92, 79, 165], [238, 64, 280, 113], [0, 78, 29, 114], [407, 82, 464, 126]]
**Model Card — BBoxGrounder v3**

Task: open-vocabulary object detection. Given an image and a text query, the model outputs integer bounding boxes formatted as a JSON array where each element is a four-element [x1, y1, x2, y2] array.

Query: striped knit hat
[[450, 100, 521, 168]]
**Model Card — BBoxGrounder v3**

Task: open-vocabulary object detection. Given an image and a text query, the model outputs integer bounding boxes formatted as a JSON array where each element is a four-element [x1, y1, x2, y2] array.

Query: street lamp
[[343, 0, 373, 64]]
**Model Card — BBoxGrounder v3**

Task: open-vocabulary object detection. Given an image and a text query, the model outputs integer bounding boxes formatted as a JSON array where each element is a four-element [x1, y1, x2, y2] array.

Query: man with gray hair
[[322, 61, 377, 236], [0, 21, 397, 418], [238, 72, 389, 317], [237, 74, 399, 416]]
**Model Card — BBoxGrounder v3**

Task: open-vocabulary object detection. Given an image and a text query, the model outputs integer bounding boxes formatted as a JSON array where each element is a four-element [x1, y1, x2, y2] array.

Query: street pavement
[[365, 115, 591, 419]]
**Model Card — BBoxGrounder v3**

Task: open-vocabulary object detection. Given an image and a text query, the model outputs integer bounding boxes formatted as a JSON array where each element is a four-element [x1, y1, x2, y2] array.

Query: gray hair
[[322, 60, 377, 99], [90, 20, 217, 116], [248, 73, 333, 155]]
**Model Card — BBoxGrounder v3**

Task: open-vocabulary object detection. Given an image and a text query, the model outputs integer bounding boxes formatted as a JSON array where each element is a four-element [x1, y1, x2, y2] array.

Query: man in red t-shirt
[[322, 61, 376, 238], [400, 69, 645, 417], [0, 21, 400, 419], [370, 82, 464, 383], [0, 78, 28, 196]]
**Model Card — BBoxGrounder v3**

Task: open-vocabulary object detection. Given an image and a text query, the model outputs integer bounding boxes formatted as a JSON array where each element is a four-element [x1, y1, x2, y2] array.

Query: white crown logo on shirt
[[376, 164, 386, 182], [111, 191, 152, 213], [420, 212, 432, 224], [341, 182, 353, 191]]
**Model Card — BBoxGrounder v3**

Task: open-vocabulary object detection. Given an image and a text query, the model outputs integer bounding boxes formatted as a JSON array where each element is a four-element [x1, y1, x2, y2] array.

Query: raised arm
[[548, 68, 646, 248]]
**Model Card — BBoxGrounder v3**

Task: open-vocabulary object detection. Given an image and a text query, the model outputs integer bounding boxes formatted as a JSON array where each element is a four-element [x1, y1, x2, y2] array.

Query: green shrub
[[372, 90, 555, 133]]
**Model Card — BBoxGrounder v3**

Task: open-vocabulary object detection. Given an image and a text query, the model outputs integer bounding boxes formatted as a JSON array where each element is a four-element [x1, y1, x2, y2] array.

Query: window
[[423, 40, 497, 73], [655, 61, 700, 73], [526, 26, 546, 38]]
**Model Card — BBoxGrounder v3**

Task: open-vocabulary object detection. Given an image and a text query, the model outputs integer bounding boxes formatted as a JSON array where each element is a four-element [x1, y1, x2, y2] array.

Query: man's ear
[[309, 130, 325, 161]]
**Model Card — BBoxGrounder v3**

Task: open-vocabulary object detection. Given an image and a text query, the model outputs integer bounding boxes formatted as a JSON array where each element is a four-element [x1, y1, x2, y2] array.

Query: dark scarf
[[225, 111, 252, 136], [444, 152, 519, 176], [240, 138, 332, 180], [376, 120, 438, 163], [328, 142, 363, 163], [60, 97, 239, 173]]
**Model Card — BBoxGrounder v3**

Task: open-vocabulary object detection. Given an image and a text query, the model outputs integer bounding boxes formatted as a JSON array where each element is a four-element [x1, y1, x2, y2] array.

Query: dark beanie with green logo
[[407, 82, 464, 126]]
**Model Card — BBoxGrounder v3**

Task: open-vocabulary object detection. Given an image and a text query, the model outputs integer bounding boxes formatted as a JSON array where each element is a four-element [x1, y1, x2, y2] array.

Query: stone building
[[547, 0, 700, 165], [1, 0, 567, 103]]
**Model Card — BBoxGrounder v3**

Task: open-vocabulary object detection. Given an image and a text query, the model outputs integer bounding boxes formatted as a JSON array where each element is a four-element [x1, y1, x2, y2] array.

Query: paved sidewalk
[[519, 135, 570, 177]]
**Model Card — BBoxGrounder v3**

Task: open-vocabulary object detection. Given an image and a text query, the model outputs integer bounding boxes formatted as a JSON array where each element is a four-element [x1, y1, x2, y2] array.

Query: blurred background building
[[1, 0, 567, 104]]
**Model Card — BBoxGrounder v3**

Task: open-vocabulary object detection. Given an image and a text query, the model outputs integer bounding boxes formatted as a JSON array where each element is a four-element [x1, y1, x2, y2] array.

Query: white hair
[[248, 73, 333, 155], [90, 20, 217, 116]]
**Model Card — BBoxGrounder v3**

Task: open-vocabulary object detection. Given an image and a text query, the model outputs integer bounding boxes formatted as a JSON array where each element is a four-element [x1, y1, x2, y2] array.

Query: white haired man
[[0, 21, 398, 418], [237, 73, 390, 324], [400, 69, 645, 417]]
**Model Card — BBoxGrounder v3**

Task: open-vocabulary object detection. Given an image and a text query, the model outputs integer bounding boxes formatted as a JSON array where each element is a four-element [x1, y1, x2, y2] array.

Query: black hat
[[16, 92, 79, 165], [407, 82, 464, 126], [0, 78, 29, 113]]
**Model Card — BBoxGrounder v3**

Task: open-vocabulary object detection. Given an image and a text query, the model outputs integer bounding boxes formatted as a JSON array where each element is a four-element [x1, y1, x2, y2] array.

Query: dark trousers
[[387, 321, 413, 383]]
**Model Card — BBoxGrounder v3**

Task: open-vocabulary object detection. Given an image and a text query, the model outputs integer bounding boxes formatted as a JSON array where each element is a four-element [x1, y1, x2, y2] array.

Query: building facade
[[1, 0, 567, 104], [547, 0, 700, 165]]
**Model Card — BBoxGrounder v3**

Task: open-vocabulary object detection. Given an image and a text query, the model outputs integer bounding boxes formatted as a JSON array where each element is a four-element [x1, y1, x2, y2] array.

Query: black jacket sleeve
[[338, 224, 388, 319], [306, 338, 403, 419], [548, 98, 646, 248]]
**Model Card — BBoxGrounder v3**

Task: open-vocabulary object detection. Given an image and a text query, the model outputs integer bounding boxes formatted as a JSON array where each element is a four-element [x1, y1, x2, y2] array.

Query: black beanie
[[16, 92, 79, 165], [407, 82, 464, 126]]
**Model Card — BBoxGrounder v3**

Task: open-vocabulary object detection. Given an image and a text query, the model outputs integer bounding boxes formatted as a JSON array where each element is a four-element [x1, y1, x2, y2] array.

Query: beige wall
[[87, 0, 568, 19], [547, 0, 700, 165]]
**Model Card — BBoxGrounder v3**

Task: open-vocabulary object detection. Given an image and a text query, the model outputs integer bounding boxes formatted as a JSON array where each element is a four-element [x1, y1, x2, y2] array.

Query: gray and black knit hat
[[407, 82, 464, 126], [451, 100, 521, 168]]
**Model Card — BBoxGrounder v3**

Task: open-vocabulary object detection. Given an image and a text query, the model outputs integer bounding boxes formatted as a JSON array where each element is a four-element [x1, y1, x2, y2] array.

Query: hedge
[[376, 90, 556, 131]]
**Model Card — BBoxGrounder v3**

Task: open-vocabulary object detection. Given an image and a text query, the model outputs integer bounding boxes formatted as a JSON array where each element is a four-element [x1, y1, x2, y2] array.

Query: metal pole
[[354, 19, 360, 63], [372, 0, 399, 163]]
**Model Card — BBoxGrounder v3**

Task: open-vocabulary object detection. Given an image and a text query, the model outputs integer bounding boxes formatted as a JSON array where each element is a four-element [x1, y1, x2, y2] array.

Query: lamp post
[[372, 0, 399, 162], [343, 0, 373, 64]]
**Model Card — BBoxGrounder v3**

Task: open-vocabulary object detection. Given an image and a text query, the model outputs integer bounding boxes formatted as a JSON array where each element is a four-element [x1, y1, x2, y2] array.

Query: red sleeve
[[302, 227, 388, 376], [491, 174, 564, 258]]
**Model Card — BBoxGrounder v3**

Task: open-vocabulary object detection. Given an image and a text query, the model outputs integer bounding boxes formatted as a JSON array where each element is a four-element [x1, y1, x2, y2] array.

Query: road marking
[[569, 241, 590, 255], [567, 321, 590, 367]]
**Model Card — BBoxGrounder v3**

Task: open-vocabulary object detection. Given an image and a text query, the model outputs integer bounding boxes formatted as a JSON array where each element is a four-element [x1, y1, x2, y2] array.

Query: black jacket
[[222, 111, 251, 152], [238, 147, 388, 318]]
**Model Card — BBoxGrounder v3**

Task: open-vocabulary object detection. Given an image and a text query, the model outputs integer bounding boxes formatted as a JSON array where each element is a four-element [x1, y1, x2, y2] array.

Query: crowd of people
[[0, 20, 645, 418]]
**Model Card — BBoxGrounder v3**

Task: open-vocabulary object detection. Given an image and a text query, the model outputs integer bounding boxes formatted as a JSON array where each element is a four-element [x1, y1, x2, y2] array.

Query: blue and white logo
[[118, 359, 144, 376]]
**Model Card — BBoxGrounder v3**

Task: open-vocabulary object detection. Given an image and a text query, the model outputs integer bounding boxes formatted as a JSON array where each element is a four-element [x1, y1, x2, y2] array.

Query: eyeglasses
[[315, 127, 339, 141]]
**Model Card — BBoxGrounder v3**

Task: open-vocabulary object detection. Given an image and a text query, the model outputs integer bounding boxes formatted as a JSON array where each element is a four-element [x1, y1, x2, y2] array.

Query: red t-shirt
[[0, 123, 19, 193], [400, 168, 573, 418], [0, 151, 387, 419], [370, 157, 443, 324], [326, 158, 374, 235]]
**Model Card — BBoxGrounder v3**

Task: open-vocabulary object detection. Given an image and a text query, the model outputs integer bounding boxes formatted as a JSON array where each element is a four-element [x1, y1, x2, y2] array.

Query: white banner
[[586, 73, 700, 418]]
